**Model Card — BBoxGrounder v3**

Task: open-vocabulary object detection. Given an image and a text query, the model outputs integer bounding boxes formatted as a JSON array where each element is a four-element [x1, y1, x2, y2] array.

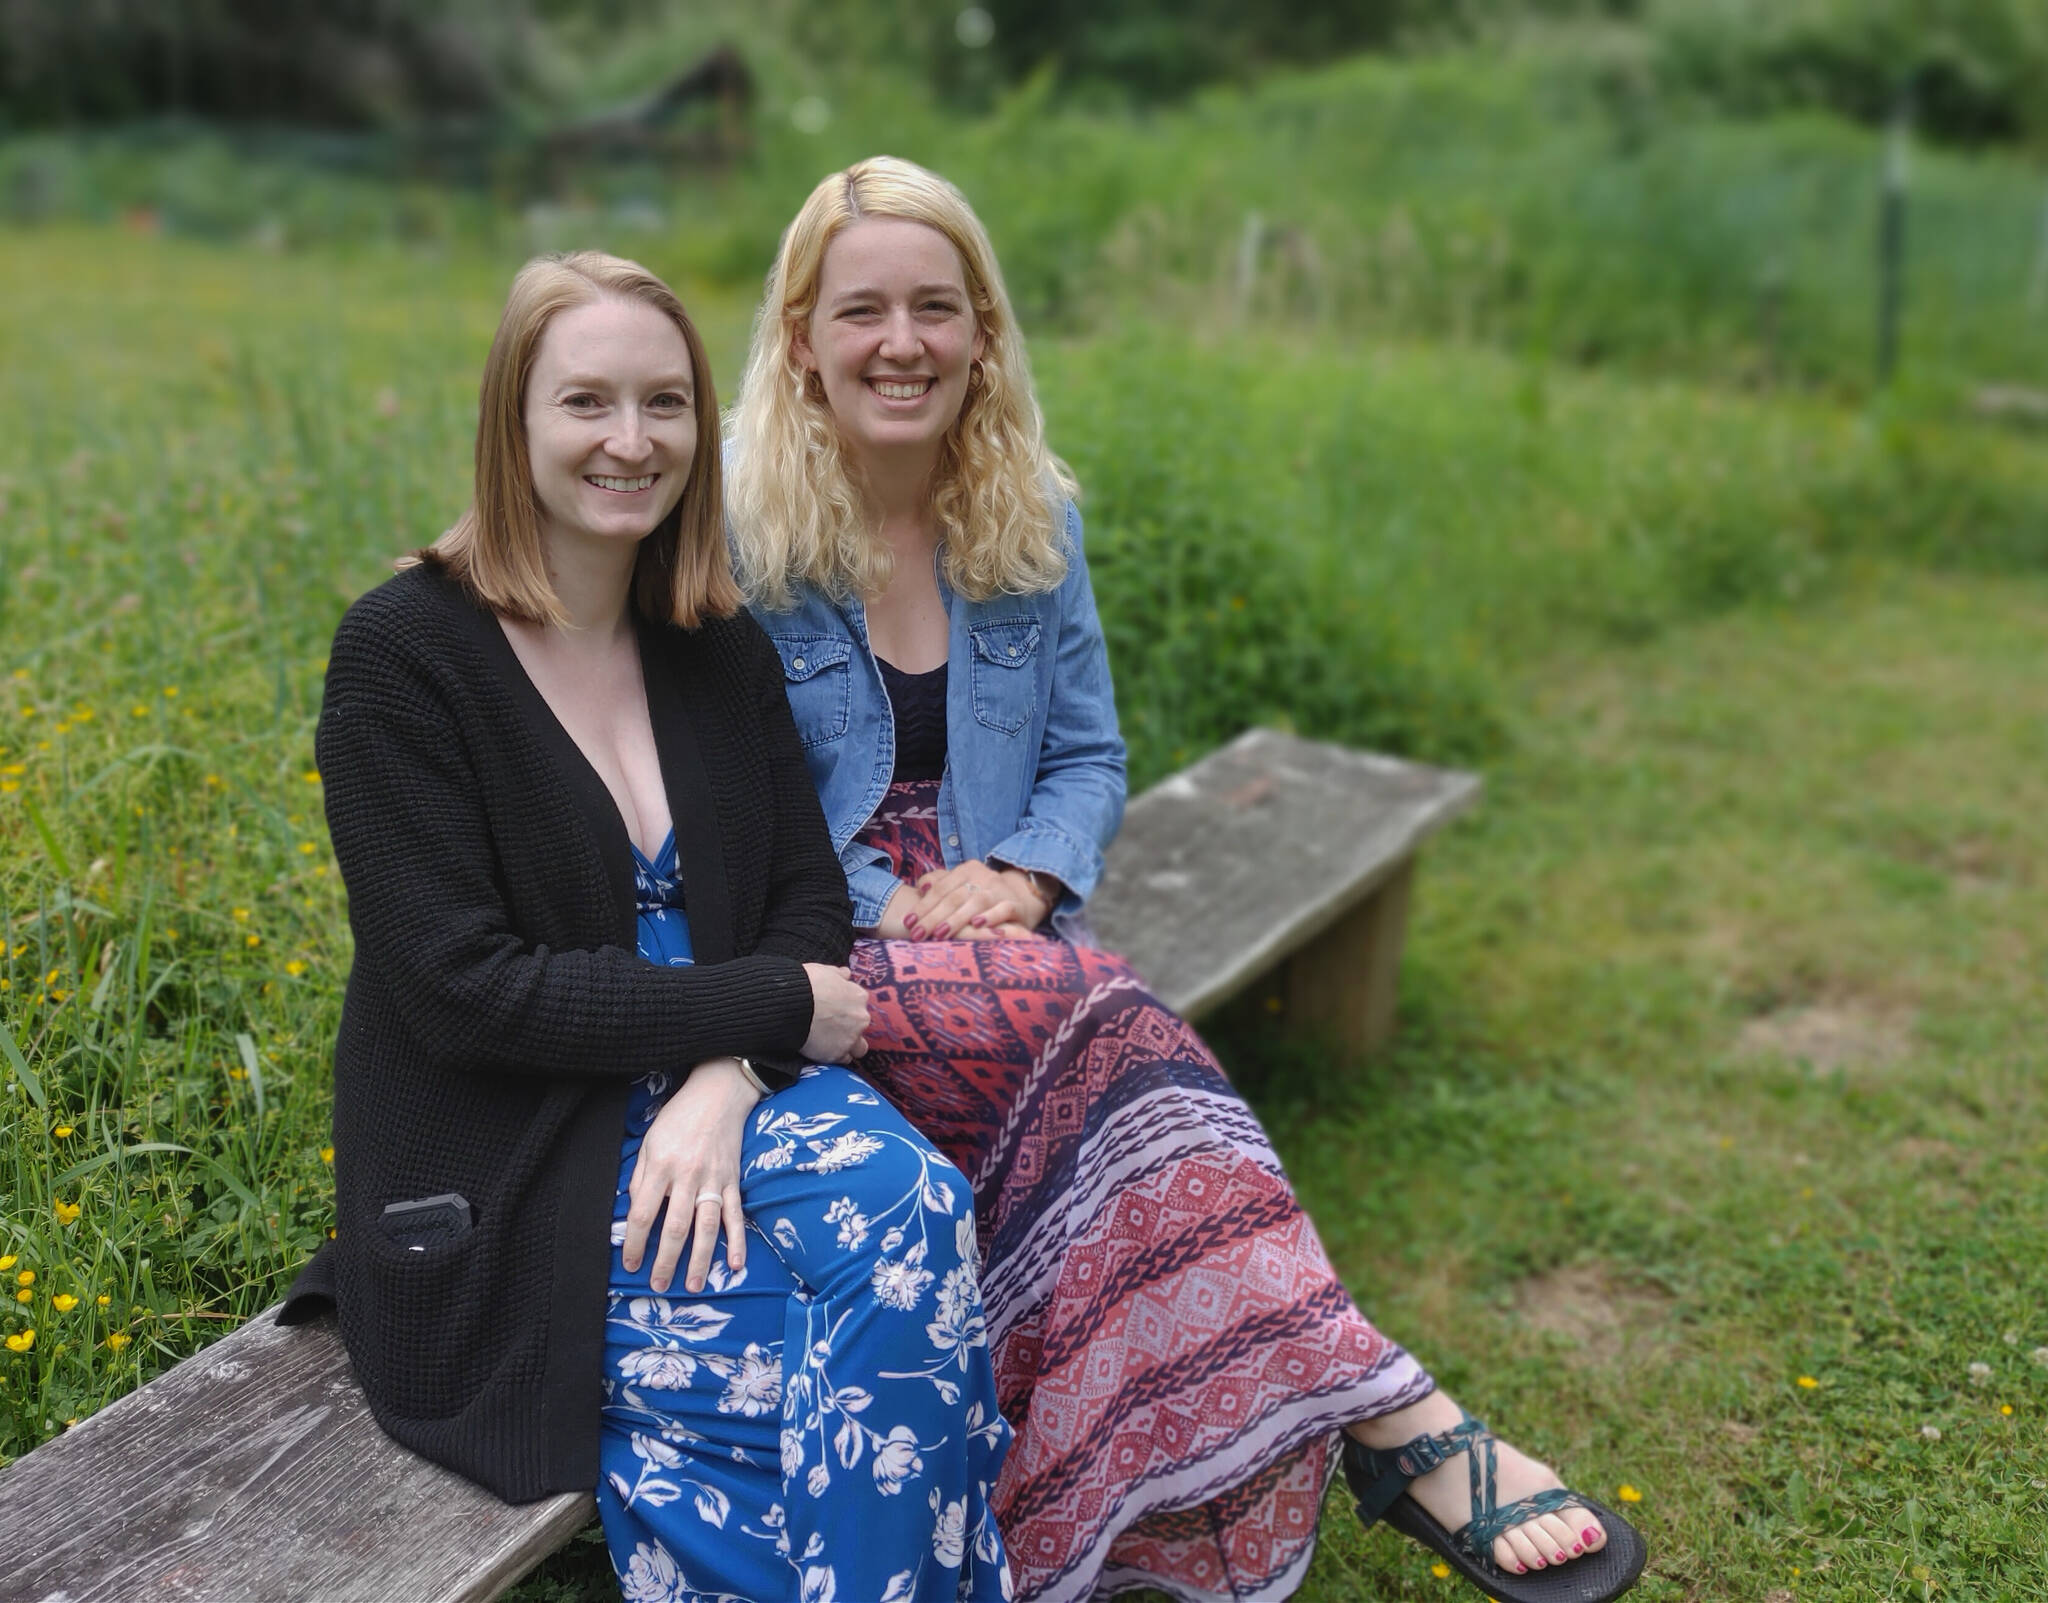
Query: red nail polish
[[1556, 1551, 1569, 1562], [933, 924, 950, 939], [1515, 1564, 1527, 1574], [1582, 1529, 1599, 1544]]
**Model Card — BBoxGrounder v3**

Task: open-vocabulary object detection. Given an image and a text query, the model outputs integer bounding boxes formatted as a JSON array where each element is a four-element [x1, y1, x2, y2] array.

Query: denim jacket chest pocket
[[967, 620, 1041, 735], [770, 634, 855, 749]]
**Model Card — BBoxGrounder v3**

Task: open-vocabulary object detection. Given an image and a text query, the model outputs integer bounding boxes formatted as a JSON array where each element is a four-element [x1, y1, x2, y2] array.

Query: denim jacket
[[748, 500, 1126, 938]]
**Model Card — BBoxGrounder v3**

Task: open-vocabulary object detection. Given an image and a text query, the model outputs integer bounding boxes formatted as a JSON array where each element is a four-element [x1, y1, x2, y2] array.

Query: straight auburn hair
[[727, 156, 1077, 609], [410, 250, 741, 629]]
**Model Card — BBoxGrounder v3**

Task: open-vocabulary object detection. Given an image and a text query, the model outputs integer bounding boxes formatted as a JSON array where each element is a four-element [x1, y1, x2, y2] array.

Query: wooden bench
[[0, 728, 1477, 1603]]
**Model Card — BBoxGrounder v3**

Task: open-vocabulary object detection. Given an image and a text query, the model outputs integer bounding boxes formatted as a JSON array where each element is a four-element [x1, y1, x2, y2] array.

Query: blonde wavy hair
[[727, 156, 1077, 609], [409, 251, 739, 630]]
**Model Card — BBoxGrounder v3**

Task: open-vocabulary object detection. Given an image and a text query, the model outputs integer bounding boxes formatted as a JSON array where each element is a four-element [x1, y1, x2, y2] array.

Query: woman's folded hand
[[909, 859, 1052, 940], [802, 962, 871, 1063], [621, 1057, 760, 1294]]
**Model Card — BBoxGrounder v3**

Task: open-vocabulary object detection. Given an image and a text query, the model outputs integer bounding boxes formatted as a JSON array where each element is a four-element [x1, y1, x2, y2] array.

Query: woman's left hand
[[909, 858, 1052, 940], [622, 1058, 761, 1294]]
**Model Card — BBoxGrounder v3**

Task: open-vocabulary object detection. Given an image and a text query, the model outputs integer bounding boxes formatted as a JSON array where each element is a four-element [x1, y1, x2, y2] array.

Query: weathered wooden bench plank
[[0, 727, 1477, 1603], [1088, 727, 1480, 1050], [0, 1308, 590, 1603]]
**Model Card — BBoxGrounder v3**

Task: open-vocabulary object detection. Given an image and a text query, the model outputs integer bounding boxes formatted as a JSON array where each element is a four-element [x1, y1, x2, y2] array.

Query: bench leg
[[1282, 856, 1416, 1056]]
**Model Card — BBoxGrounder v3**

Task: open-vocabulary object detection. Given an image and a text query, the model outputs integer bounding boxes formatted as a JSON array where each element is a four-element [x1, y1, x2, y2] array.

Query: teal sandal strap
[[1457, 1486, 1586, 1560], [1344, 1411, 1586, 1564], [1342, 1411, 1491, 1527]]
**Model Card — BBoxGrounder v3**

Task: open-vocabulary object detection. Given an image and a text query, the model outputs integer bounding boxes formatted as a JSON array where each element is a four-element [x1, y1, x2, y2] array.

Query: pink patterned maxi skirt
[[851, 780, 1433, 1603]]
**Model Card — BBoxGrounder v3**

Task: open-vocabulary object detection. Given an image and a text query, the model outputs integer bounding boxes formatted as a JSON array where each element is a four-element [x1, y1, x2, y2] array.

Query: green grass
[[3, 110, 2047, 1601], [9, 38, 2048, 402]]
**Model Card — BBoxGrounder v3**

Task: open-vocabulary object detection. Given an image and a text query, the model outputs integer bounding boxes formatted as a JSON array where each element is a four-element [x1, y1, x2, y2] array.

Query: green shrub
[[1649, 0, 2048, 146]]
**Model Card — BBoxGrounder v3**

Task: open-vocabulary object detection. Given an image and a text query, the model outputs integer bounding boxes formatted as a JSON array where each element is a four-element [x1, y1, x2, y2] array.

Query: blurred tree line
[[1, 0, 2042, 147]]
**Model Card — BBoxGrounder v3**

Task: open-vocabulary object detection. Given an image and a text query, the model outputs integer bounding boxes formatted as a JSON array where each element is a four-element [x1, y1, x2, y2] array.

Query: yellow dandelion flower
[[130, 705, 147, 717], [73, 707, 93, 722], [19, 706, 36, 718], [162, 686, 178, 698], [53, 1201, 79, 1225], [1616, 1484, 1643, 1503], [298, 842, 316, 855], [15, 1270, 32, 1288], [320, 1146, 335, 1164], [95, 1295, 110, 1307], [2001, 1404, 2014, 1416], [303, 770, 321, 783], [4, 1329, 33, 1352], [228, 1067, 247, 1081], [45, 968, 59, 985], [1, 781, 17, 794], [205, 773, 223, 787], [1430, 1561, 1450, 1579], [0, 1255, 13, 1270], [245, 935, 261, 948], [0, 764, 20, 776], [53, 721, 69, 734], [285, 960, 308, 977], [51, 1294, 76, 1312], [107, 1331, 130, 1351], [52, 1124, 73, 1138], [15, 1289, 31, 1303], [1796, 1376, 1819, 1389], [9, 669, 23, 679], [231, 907, 250, 921]]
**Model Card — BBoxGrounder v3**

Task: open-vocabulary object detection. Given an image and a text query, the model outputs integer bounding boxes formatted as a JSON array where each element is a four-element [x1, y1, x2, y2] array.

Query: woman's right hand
[[802, 962, 871, 1063]]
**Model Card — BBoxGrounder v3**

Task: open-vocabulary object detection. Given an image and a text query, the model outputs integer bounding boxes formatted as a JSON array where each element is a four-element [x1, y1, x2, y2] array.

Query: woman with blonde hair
[[728, 159, 1646, 1603], [283, 249, 1012, 1603]]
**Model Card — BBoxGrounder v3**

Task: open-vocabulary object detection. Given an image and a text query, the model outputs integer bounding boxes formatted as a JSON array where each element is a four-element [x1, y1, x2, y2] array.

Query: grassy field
[[3, 56, 2047, 1601]]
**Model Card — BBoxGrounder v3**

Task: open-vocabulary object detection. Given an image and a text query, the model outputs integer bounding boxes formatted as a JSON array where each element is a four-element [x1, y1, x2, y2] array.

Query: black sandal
[[1342, 1411, 1647, 1603]]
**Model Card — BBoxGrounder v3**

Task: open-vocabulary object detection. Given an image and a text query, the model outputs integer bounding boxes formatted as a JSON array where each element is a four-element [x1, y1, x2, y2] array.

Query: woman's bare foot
[[1347, 1391, 1608, 1576]]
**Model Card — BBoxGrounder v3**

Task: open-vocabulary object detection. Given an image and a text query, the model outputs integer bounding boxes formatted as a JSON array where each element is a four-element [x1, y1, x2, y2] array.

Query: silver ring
[[695, 1190, 723, 1205]]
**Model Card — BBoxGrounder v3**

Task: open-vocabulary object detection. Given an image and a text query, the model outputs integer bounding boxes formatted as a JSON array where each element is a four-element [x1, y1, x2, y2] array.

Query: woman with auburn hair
[[282, 250, 1012, 1603], [728, 160, 1647, 1603]]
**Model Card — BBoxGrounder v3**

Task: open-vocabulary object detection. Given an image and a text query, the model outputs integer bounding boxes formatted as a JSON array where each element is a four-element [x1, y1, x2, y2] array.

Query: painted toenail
[[1583, 1529, 1599, 1544], [1556, 1551, 1569, 1562]]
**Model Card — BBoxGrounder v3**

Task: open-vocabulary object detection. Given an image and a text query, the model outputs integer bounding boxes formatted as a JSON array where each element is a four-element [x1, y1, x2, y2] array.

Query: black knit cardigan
[[278, 563, 853, 1501]]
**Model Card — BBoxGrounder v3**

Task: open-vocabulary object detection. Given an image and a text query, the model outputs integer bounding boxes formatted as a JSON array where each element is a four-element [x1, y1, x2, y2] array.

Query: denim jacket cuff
[[846, 860, 906, 932], [987, 821, 1103, 905]]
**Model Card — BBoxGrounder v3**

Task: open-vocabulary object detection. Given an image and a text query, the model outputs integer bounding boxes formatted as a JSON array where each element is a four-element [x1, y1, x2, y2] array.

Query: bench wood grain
[[1089, 727, 1479, 1050], [0, 1308, 590, 1603]]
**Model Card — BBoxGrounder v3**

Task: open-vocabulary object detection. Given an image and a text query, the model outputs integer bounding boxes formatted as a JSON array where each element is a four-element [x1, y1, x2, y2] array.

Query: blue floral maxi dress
[[598, 833, 1014, 1603]]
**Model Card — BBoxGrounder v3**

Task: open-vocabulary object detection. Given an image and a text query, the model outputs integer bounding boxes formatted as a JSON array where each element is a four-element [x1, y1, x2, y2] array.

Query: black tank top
[[876, 655, 948, 783]]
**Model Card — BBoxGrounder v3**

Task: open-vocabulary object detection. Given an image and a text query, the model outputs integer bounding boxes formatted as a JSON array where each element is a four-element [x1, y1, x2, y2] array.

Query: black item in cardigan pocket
[[378, 1192, 475, 1252]]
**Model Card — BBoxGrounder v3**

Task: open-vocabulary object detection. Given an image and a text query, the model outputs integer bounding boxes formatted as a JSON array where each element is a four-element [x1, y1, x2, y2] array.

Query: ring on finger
[[694, 1190, 722, 1205]]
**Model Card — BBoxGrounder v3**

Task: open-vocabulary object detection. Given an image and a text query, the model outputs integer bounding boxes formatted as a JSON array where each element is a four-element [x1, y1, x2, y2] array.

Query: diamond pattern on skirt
[[850, 781, 1436, 1603]]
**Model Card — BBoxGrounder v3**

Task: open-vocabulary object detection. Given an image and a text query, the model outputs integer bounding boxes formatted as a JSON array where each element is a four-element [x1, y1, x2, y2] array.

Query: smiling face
[[523, 294, 697, 558], [794, 215, 987, 474]]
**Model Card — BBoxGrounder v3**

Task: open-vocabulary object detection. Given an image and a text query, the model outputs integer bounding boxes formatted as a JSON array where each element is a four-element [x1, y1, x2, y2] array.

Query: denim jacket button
[[1007, 645, 1019, 657], [947, 833, 960, 847], [792, 656, 806, 671]]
